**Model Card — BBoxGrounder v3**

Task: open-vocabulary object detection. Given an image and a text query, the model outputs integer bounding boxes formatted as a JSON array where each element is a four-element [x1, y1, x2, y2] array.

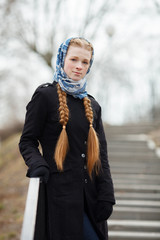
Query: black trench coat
[[19, 82, 115, 240]]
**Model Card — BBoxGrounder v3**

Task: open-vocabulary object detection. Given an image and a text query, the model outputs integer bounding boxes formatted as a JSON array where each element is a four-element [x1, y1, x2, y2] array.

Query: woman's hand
[[96, 201, 113, 222], [28, 166, 50, 183]]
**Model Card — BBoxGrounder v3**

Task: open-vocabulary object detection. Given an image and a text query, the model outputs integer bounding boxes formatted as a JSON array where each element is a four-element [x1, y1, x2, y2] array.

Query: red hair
[[54, 84, 101, 178]]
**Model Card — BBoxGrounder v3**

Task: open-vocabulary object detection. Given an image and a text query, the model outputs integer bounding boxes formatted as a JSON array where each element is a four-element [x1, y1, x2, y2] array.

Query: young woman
[[19, 37, 115, 240]]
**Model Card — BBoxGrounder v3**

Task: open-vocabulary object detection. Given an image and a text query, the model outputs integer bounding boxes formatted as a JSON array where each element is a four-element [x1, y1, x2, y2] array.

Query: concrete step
[[108, 139, 149, 144], [111, 165, 160, 172], [109, 151, 159, 158], [108, 231, 160, 240], [105, 125, 155, 135], [114, 179, 160, 186], [109, 150, 153, 156], [116, 200, 160, 208], [111, 206, 160, 220], [108, 220, 160, 232], [114, 184, 160, 193], [113, 176, 160, 185], [107, 135, 148, 141], [108, 139, 149, 145], [109, 155, 160, 162], [104, 123, 157, 134], [108, 141, 148, 147], [107, 133, 149, 140], [109, 157, 160, 163], [110, 162, 160, 169], [115, 192, 160, 201], [111, 167, 160, 175], [109, 150, 155, 156], [108, 145, 151, 152], [112, 174, 160, 181]]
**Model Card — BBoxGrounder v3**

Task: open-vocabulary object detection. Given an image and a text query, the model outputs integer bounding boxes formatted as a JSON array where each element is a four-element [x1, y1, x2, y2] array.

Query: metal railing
[[21, 178, 40, 240]]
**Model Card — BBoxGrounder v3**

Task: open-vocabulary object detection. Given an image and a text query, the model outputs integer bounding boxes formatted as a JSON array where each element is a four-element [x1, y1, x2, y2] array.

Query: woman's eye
[[83, 61, 89, 65], [71, 59, 76, 61]]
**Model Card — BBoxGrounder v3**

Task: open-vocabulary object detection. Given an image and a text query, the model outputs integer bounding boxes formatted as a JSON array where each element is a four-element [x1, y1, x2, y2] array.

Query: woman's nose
[[76, 61, 82, 69]]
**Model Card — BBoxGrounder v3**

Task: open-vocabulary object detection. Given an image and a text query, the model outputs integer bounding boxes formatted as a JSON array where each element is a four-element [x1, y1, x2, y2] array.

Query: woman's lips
[[73, 72, 81, 75]]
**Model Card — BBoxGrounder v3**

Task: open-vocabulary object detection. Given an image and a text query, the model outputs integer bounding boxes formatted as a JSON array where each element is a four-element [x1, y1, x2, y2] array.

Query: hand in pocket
[[96, 201, 113, 222]]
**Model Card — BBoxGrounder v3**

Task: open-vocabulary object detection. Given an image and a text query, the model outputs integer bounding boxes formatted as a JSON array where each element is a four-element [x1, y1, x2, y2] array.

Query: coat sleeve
[[95, 106, 115, 204], [19, 88, 49, 176]]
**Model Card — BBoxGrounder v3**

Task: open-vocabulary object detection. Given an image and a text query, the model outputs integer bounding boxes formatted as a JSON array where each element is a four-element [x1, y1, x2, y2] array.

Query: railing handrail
[[21, 178, 40, 240]]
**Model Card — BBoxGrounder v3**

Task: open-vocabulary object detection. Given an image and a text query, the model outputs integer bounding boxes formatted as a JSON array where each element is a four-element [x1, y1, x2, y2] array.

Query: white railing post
[[21, 178, 40, 240]]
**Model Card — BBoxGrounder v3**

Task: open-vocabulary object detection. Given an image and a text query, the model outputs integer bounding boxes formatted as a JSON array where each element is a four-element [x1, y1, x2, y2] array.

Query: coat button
[[85, 179, 88, 183], [81, 153, 85, 158], [84, 165, 87, 169], [84, 141, 87, 145]]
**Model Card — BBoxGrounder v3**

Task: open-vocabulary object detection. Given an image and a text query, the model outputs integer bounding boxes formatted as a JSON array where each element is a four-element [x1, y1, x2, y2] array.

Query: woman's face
[[64, 46, 92, 81]]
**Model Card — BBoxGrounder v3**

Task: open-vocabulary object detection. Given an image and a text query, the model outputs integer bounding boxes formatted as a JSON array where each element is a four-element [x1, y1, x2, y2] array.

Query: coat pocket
[[96, 201, 113, 222], [49, 165, 73, 197]]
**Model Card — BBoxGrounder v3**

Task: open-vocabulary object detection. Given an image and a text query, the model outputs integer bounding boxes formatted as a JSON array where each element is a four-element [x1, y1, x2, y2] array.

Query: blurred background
[[0, 0, 160, 239]]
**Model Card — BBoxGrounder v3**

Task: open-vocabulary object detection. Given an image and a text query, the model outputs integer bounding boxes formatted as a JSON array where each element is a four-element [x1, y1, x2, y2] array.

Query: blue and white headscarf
[[53, 37, 94, 99]]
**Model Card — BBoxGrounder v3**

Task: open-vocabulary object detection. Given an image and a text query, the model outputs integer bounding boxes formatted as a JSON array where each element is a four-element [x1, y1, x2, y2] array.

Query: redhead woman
[[19, 37, 115, 240]]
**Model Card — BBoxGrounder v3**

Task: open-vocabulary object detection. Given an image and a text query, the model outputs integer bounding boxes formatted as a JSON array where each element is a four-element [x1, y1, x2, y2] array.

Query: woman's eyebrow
[[70, 55, 78, 58], [69, 55, 90, 62]]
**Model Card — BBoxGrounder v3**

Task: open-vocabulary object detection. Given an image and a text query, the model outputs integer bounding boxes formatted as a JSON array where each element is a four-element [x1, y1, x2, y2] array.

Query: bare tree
[[154, 0, 160, 14], [1, 0, 118, 69]]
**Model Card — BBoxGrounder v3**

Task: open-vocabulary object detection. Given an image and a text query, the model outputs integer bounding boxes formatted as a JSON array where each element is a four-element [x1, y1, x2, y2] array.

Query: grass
[[0, 232, 16, 240], [0, 202, 5, 210], [0, 235, 5, 240]]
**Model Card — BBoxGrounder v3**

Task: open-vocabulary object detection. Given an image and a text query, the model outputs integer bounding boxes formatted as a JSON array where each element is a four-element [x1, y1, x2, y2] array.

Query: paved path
[[105, 124, 160, 240]]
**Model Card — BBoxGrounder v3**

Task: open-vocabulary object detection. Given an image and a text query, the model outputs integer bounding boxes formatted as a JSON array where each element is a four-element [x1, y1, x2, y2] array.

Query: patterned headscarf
[[53, 37, 94, 99]]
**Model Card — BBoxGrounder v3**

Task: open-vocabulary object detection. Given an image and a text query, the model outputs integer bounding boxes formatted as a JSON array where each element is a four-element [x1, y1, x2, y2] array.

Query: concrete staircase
[[105, 123, 160, 240]]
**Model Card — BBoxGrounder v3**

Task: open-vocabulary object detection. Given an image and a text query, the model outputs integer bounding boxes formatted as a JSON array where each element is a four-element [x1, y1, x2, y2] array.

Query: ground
[[0, 133, 28, 240]]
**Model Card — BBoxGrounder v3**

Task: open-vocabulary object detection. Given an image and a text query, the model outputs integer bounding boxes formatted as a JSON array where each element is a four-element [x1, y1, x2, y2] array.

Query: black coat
[[19, 82, 115, 240]]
